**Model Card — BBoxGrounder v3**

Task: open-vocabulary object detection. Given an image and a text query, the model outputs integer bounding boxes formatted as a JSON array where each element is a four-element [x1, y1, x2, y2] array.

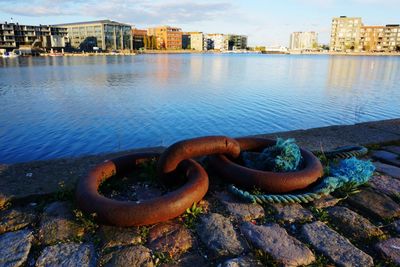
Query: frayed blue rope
[[229, 156, 375, 204]]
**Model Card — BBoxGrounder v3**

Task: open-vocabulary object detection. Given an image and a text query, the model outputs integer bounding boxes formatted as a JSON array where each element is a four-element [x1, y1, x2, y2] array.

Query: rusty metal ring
[[157, 136, 241, 177], [208, 137, 323, 193], [76, 152, 209, 226]]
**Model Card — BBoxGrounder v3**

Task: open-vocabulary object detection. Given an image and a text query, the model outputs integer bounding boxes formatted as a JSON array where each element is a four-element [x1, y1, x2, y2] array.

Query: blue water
[[1, 54, 400, 163]]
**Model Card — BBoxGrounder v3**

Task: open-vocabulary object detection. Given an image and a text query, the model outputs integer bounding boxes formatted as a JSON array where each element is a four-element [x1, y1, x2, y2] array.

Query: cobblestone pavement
[[1, 121, 400, 266]]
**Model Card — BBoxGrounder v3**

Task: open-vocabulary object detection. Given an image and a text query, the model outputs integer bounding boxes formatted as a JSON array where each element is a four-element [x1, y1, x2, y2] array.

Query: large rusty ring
[[157, 136, 241, 177], [208, 137, 323, 193], [76, 152, 209, 226]]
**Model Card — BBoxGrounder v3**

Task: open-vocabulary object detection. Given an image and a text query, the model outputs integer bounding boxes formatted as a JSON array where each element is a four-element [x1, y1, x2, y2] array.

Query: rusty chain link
[[76, 136, 323, 226]]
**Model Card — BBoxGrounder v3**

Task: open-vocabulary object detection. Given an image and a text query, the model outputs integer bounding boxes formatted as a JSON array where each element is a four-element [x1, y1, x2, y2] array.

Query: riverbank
[[1, 118, 400, 266]]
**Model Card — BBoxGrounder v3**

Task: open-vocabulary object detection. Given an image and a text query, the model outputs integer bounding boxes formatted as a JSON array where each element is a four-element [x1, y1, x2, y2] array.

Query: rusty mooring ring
[[157, 136, 241, 177], [208, 137, 323, 193], [76, 152, 209, 226]]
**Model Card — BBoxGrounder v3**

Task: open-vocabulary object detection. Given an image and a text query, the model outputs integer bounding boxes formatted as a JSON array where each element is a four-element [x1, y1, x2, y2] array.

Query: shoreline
[[25, 50, 400, 57]]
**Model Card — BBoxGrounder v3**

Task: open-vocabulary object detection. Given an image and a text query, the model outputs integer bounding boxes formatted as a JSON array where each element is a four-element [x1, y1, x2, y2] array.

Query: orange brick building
[[147, 26, 182, 50]]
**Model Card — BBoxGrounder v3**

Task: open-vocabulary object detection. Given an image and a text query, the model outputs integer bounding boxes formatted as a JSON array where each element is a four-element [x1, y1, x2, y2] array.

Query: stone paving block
[[383, 146, 400, 155], [327, 206, 383, 240], [147, 221, 194, 259], [312, 194, 341, 209], [197, 213, 244, 257], [0, 229, 33, 267], [347, 188, 400, 220], [216, 192, 264, 221], [270, 203, 313, 223], [101, 245, 154, 267], [241, 222, 315, 266], [36, 242, 95, 267], [374, 161, 400, 179], [301, 221, 373, 267], [38, 202, 84, 245], [369, 174, 400, 197], [221, 254, 263, 267], [98, 225, 142, 249], [376, 238, 400, 265], [0, 208, 36, 234], [372, 150, 400, 167]]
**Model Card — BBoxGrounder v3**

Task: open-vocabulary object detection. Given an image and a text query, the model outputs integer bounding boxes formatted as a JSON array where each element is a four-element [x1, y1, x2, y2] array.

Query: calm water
[[1, 54, 400, 163]]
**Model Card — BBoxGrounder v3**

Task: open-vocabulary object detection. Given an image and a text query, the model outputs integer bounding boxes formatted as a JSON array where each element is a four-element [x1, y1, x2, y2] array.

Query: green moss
[[152, 251, 174, 266], [182, 202, 203, 229]]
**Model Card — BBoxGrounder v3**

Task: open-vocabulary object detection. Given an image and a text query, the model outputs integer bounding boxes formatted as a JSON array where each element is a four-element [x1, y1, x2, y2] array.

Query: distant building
[[0, 21, 68, 51], [330, 16, 362, 52], [147, 26, 182, 50], [359, 26, 384, 52], [227, 34, 248, 50], [182, 32, 190, 49], [55, 20, 132, 51], [289, 32, 318, 51], [382, 24, 400, 52], [189, 32, 203, 51], [330, 16, 400, 52], [205, 33, 228, 51], [132, 28, 147, 50]]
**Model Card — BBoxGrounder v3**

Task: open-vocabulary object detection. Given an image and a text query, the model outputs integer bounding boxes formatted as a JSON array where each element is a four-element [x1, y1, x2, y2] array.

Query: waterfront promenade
[[0, 118, 400, 266]]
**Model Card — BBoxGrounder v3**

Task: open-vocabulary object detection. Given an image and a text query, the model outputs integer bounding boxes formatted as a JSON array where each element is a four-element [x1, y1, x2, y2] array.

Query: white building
[[204, 33, 228, 51], [189, 32, 203, 51], [289, 31, 318, 51]]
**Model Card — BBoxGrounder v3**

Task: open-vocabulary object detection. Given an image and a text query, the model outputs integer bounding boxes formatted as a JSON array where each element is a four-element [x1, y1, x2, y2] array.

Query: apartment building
[[227, 34, 248, 50], [204, 34, 228, 51], [182, 32, 190, 49], [56, 20, 132, 51], [147, 26, 182, 49], [359, 26, 384, 52], [0, 22, 68, 51], [289, 31, 318, 51], [382, 24, 400, 52], [330, 16, 362, 51], [132, 28, 147, 50], [189, 32, 203, 51]]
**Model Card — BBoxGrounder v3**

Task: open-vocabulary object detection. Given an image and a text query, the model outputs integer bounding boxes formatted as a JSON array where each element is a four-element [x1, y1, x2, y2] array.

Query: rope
[[323, 145, 368, 159], [228, 145, 373, 204]]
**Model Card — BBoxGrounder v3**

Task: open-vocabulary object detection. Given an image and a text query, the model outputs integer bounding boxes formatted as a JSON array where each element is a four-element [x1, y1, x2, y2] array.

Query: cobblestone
[[372, 150, 400, 167], [327, 206, 383, 240], [36, 242, 95, 267], [241, 222, 315, 266], [101, 245, 154, 267], [197, 213, 244, 257], [147, 221, 194, 259], [302, 221, 374, 267], [376, 238, 400, 265], [216, 191, 264, 221], [369, 174, 400, 197], [270, 203, 313, 223], [373, 161, 400, 179], [347, 188, 400, 220], [0, 230, 33, 267], [0, 208, 36, 234]]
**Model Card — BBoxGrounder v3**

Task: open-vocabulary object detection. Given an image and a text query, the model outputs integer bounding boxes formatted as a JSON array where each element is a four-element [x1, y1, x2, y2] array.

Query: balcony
[[1, 25, 14, 30]]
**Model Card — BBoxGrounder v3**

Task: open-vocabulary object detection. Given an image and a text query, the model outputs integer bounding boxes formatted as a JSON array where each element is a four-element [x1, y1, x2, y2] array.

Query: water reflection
[[0, 54, 399, 163]]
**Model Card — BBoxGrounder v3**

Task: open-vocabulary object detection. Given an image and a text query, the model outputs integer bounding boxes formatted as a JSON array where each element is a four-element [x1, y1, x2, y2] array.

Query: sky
[[0, 0, 398, 46]]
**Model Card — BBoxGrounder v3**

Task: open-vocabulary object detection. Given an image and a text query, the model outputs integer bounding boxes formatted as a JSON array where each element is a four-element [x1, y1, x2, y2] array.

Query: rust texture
[[76, 152, 209, 226], [157, 136, 241, 176], [208, 137, 323, 193]]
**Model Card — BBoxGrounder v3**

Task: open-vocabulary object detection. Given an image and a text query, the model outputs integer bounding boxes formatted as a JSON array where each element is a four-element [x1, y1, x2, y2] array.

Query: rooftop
[[53, 20, 132, 27]]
